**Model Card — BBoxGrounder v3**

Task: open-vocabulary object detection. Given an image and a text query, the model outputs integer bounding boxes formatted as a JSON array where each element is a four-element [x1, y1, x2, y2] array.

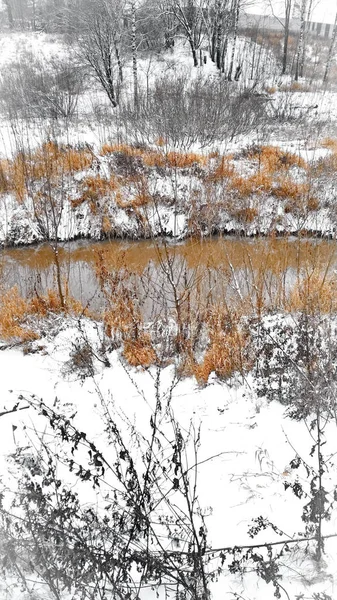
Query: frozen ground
[[0, 318, 336, 599]]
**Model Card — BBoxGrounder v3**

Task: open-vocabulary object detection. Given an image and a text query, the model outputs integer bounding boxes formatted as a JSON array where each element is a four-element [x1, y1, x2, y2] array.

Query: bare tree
[[162, 0, 206, 66], [323, 11, 337, 83], [294, 0, 307, 80], [267, 0, 294, 75], [3, 0, 14, 28], [76, 0, 126, 108], [227, 0, 241, 80], [130, 0, 139, 109], [207, 0, 230, 72]]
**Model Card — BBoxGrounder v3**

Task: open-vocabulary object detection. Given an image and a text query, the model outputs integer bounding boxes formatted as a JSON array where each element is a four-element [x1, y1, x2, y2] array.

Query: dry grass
[[8, 142, 93, 203], [288, 274, 337, 314], [77, 175, 118, 213], [193, 329, 247, 385], [191, 305, 249, 384], [321, 137, 337, 151], [104, 297, 141, 338], [165, 151, 207, 168], [0, 160, 11, 194], [232, 206, 259, 224], [245, 146, 306, 171], [207, 156, 235, 182], [0, 287, 37, 341], [100, 143, 207, 170], [280, 81, 310, 92], [230, 172, 274, 197], [29, 288, 84, 316], [142, 151, 166, 168], [102, 214, 113, 235], [123, 333, 156, 367]]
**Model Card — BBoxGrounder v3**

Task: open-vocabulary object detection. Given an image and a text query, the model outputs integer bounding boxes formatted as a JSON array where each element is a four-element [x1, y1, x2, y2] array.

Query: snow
[[0, 26, 337, 600], [0, 317, 337, 599]]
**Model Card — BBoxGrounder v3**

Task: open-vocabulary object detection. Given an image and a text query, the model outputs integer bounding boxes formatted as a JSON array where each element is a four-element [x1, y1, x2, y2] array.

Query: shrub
[[0, 53, 84, 121], [119, 75, 268, 148]]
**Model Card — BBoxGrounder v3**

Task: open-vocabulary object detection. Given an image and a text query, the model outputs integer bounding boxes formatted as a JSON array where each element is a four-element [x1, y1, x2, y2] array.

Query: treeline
[[1, 0, 336, 83]]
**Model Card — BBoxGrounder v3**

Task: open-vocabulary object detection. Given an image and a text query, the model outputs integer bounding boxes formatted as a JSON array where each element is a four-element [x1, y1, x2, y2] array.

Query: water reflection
[[0, 236, 336, 314]]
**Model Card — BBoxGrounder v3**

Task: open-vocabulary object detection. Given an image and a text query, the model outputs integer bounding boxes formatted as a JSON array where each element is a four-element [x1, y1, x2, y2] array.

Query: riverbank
[[1, 142, 337, 247]]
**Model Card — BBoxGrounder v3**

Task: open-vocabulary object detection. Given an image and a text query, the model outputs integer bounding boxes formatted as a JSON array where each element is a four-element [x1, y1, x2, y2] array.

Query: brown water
[[0, 236, 336, 312]]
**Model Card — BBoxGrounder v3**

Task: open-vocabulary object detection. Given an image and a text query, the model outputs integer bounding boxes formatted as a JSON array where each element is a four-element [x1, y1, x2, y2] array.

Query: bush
[[0, 53, 85, 121], [120, 75, 269, 148]]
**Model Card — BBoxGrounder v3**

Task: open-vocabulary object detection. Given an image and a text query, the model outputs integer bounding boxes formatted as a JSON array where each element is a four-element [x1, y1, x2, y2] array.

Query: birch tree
[[162, 0, 206, 67], [227, 0, 241, 80], [130, 0, 139, 110], [3, 0, 14, 28], [207, 0, 231, 72], [323, 11, 337, 83], [294, 0, 307, 80]]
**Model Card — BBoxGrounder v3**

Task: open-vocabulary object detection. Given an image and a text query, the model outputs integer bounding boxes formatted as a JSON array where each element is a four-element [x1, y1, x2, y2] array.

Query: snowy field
[[0, 317, 336, 599]]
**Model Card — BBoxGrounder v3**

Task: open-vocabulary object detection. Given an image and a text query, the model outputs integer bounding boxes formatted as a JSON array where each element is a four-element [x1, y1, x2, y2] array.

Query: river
[[0, 236, 336, 314]]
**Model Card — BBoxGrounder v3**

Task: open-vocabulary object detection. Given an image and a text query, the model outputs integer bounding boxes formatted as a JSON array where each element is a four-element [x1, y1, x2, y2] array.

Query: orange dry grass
[[233, 206, 259, 224], [29, 289, 84, 316], [280, 81, 309, 92], [0, 160, 11, 194], [193, 329, 247, 385], [321, 137, 337, 151], [273, 180, 311, 205], [230, 172, 273, 197], [28, 142, 92, 179], [288, 274, 337, 314], [104, 297, 141, 338], [246, 146, 306, 171], [165, 151, 207, 168], [11, 153, 27, 202], [208, 156, 235, 181], [123, 333, 156, 367], [0, 287, 37, 341], [264, 85, 277, 95], [102, 214, 112, 234], [142, 151, 166, 168], [10, 142, 93, 202], [191, 305, 249, 384], [78, 175, 117, 213], [100, 143, 141, 157]]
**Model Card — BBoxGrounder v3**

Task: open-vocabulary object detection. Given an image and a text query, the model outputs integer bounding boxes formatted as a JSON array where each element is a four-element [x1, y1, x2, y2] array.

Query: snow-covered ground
[[0, 318, 337, 599]]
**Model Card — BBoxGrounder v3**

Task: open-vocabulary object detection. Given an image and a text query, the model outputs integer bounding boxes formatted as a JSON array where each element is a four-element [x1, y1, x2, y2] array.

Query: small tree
[[76, 0, 126, 108]]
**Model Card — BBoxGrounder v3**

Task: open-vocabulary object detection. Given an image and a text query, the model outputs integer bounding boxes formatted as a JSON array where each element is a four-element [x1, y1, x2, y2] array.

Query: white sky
[[247, 0, 337, 24]]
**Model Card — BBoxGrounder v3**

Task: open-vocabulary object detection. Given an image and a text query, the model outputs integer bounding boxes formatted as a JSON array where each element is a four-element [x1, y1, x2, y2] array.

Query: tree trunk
[[227, 0, 240, 81], [131, 0, 138, 110], [114, 39, 123, 84], [188, 37, 199, 67], [215, 0, 223, 71], [282, 0, 291, 74], [295, 0, 307, 81], [4, 0, 14, 29], [323, 12, 337, 83]]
